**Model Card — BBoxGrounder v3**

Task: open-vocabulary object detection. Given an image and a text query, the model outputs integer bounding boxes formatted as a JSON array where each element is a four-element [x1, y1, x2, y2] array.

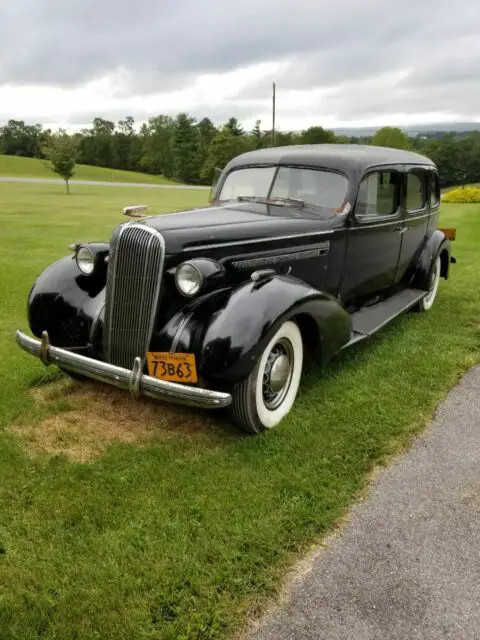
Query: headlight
[[76, 246, 95, 275], [175, 262, 204, 297]]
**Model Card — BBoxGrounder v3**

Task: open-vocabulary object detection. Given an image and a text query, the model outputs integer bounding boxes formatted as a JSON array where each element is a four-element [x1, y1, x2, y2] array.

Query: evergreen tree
[[225, 117, 244, 137], [172, 113, 202, 183], [251, 120, 263, 149]]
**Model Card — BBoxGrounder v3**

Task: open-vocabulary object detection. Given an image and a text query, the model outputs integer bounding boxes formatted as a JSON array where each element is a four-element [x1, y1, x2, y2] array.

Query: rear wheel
[[229, 321, 303, 433], [416, 255, 441, 312]]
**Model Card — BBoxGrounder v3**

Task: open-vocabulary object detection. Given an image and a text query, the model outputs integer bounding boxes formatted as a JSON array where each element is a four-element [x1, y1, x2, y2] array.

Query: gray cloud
[[1, 0, 480, 124]]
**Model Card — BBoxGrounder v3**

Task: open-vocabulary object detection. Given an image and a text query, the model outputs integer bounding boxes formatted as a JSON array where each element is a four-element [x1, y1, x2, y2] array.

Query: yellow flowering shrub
[[442, 186, 480, 203]]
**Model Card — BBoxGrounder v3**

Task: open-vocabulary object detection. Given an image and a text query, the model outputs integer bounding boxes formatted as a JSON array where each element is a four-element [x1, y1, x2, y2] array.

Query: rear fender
[[156, 275, 352, 384], [414, 230, 451, 290]]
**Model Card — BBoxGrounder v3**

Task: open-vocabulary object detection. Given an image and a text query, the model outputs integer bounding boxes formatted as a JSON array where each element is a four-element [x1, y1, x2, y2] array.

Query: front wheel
[[416, 255, 441, 312], [229, 321, 303, 434]]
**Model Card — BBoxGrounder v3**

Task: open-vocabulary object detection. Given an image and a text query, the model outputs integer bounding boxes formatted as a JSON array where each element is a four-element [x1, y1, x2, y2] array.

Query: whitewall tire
[[229, 320, 303, 433], [417, 256, 441, 312]]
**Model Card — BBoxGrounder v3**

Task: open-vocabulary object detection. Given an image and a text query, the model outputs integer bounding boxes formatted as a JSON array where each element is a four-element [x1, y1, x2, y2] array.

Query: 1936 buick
[[16, 145, 455, 433]]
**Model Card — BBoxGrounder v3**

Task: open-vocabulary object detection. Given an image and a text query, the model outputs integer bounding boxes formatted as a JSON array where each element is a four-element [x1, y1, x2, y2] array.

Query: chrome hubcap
[[270, 355, 290, 393], [262, 338, 294, 410]]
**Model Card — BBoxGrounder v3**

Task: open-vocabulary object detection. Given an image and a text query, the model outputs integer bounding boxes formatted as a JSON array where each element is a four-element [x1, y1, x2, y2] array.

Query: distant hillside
[[0, 155, 175, 184], [333, 122, 480, 138]]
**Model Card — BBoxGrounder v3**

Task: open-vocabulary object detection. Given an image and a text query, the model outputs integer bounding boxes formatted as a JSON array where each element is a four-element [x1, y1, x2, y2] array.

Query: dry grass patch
[[11, 377, 234, 462]]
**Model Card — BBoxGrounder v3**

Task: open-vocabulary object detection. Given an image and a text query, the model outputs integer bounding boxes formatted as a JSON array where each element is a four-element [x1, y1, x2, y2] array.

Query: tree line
[[1, 116, 480, 189]]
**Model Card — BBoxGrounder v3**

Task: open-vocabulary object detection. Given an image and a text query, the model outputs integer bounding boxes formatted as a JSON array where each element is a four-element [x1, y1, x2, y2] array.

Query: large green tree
[[112, 117, 139, 171], [197, 117, 218, 170], [299, 126, 336, 145], [201, 128, 250, 183], [225, 117, 244, 137], [139, 115, 175, 178], [77, 118, 115, 167], [371, 126, 411, 150], [0, 120, 44, 157], [422, 136, 464, 186], [172, 113, 202, 183]]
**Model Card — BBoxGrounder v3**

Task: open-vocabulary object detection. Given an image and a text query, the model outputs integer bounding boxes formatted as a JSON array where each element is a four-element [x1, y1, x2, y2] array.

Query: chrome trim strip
[[231, 244, 329, 270], [354, 211, 433, 230], [184, 230, 334, 252], [88, 300, 105, 346], [352, 218, 401, 229], [405, 211, 432, 221], [171, 312, 194, 352], [16, 330, 231, 410]]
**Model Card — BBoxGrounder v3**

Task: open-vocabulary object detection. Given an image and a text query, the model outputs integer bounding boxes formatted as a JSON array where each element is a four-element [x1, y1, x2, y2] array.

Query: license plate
[[146, 352, 197, 384]]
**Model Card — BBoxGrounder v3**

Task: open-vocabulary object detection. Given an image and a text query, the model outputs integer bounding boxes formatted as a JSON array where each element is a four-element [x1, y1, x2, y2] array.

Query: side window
[[429, 172, 440, 208], [356, 171, 400, 219], [407, 170, 427, 213]]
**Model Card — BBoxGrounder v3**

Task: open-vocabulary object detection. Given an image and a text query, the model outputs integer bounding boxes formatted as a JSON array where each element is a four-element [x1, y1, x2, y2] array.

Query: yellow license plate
[[146, 352, 197, 384]]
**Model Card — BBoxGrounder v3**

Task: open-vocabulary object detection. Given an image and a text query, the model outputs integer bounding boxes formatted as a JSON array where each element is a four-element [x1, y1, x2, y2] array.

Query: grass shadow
[[13, 375, 244, 463]]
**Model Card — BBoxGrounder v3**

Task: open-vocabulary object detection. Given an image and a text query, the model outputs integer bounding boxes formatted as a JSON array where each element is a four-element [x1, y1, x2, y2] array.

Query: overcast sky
[[1, 0, 479, 131]]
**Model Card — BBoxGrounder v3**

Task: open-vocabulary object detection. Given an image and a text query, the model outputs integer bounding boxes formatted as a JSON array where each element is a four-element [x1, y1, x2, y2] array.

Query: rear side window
[[356, 171, 400, 219], [429, 172, 440, 207], [407, 170, 427, 212]]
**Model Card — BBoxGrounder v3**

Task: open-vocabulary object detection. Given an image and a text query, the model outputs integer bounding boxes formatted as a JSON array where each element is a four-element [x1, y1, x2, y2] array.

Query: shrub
[[442, 186, 480, 203]]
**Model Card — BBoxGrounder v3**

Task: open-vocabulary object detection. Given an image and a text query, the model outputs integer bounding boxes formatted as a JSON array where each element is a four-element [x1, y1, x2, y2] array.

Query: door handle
[[395, 226, 407, 234]]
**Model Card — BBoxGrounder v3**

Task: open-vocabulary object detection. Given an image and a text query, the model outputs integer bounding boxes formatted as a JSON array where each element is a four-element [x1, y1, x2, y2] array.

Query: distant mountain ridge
[[333, 122, 480, 138]]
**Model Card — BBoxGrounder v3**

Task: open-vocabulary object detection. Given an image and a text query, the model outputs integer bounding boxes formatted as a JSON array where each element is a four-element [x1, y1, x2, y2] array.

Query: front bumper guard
[[15, 330, 232, 410]]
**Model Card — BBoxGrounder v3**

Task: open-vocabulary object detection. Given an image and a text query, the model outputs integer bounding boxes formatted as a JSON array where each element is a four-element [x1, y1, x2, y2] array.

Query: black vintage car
[[16, 145, 455, 433]]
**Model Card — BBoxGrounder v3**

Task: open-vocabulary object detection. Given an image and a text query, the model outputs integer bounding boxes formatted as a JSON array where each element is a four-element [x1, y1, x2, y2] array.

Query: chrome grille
[[104, 223, 165, 368]]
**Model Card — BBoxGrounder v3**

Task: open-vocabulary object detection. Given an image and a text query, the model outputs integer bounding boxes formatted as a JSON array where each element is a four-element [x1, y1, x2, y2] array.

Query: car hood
[[143, 201, 342, 254]]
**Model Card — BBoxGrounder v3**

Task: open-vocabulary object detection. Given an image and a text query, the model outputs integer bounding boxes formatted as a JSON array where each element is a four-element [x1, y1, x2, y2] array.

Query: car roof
[[225, 144, 436, 173]]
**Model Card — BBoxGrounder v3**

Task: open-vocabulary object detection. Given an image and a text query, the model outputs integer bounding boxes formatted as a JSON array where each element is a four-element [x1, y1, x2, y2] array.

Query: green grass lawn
[[0, 182, 479, 639], [0, 154, 176, 184]]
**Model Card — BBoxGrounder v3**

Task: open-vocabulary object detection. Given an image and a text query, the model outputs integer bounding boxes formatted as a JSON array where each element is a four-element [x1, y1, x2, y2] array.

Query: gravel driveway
[[249, 366, 480, 640]]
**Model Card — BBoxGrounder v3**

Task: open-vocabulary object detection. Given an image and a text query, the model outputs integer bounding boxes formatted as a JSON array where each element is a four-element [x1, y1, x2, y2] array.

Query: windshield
[[218, 166, 348, 211]]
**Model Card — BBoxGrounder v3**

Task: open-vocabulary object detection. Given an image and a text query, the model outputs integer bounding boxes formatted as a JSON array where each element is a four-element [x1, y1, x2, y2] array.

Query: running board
[[343, 288, 426, 349]]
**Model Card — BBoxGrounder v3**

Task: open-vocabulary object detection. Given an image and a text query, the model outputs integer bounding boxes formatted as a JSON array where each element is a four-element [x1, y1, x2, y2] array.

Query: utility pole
[[271, 82, 276, 147]]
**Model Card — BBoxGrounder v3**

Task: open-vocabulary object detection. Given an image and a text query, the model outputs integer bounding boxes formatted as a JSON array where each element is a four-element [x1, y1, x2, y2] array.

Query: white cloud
[[1, 0, 480, 130]]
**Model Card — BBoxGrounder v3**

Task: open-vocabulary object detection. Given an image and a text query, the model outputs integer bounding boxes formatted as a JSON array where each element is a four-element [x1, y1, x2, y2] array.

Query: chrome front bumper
[[15, 330, 232, 410]]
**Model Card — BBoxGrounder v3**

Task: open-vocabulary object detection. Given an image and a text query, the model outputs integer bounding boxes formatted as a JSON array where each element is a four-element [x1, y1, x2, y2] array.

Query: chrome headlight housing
[[71, 242, 110, 276], [175, 262, 204, 297], [75, 246, 96, 275]]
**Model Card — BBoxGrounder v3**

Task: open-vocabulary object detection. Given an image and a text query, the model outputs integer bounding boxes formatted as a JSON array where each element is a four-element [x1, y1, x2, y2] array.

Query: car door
[[394, 166, 431, 284], [339, 167, 403, 304]]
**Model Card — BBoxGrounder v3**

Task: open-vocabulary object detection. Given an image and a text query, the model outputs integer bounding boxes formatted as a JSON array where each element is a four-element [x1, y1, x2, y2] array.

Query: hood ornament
[[123, 205, 148, 218]]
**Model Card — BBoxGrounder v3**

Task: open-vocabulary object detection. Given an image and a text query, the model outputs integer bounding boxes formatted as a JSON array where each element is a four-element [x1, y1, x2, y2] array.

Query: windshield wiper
[[268, 196, 305, 208], [236, 196, 265, 203], [236, 195, 305, 208]]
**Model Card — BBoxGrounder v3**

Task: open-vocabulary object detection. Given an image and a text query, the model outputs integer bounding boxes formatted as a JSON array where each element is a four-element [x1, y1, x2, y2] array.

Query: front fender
[[156, 275, 351, 384], [414, 230, 451, 290], [27, 256, 106, 348]]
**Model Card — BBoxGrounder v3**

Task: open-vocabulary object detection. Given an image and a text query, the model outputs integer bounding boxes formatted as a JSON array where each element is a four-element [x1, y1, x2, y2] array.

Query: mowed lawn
[[0, 182, 479, 640], [0, 154, 176, 184]]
